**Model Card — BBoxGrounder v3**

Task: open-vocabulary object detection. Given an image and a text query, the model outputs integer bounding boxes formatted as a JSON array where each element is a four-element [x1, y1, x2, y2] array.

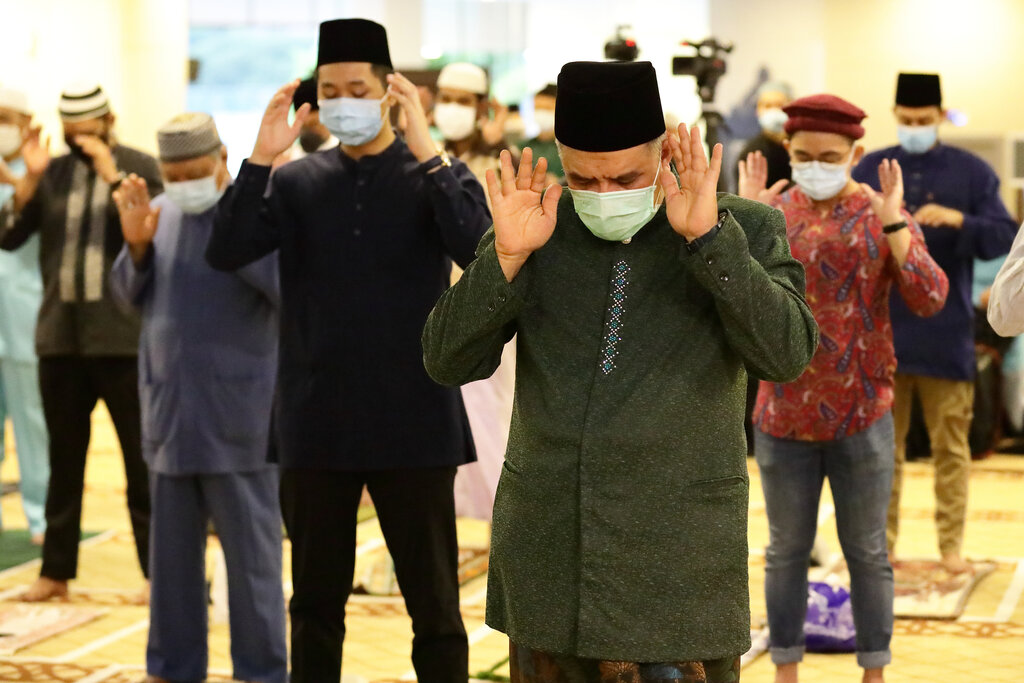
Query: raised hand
[[858, 158, 904, 226], [485, 147, 562, 282], [738, 150, 787, 204], [76, 134, 119, 183], [660, 124, 723, 241], [21, 126, 50, 177], [251, 80, 311, 166], [386, 72, 434, 163], [112, 174, 160, 263], [480, 98, 508, 147]]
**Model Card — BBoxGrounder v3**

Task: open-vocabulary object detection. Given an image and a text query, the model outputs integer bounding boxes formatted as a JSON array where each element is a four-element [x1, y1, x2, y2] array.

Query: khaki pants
[[889, 373, 973, 556]]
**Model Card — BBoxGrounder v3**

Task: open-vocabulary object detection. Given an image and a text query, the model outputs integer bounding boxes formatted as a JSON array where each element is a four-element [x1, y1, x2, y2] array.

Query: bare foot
[[863, 666, 885, 683], [941, 553, 974, 574], [775, 662, 798, 683], [131, 580, 151, 606], [21, 576, 68, 602], [30, 532, 45, 546]]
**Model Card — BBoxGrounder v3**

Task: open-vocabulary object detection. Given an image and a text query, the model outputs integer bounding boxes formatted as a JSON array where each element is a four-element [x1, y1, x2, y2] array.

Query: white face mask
[[164, 175, 225, 215], [533, 109, 556, 134], [434, 102, 478, 142], [318, 97, 387, 147], [790, 148, 855, 201], [0, 124, 23, 158], [757, 108, 788, 135], [570, 165, 661, 242]]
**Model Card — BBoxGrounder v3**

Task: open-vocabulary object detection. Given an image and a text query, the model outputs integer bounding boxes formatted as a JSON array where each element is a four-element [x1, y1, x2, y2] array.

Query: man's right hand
[[250, 80, 311, 166], [11, 126, 50, 212], [738, 151, 787, 205], [485, 147, 562, 283], [112, 174, 160, 264]]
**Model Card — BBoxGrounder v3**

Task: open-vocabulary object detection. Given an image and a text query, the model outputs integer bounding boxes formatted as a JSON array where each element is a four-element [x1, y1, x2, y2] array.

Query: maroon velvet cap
[[783, 94, 867, 140]]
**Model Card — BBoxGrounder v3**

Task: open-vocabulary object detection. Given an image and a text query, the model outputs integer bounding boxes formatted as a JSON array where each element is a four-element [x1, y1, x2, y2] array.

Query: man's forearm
[[14, 173, 42, 212]]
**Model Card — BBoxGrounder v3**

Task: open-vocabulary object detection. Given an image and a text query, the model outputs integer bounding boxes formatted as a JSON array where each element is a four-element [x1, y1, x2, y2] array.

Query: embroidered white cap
[[59, 82, 111, 122]]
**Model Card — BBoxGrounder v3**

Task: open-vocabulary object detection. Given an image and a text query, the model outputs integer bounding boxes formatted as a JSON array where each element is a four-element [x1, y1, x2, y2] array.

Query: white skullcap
[[0, 86, 30, 115], [59, 82, 111, 122], [437, 63, 488, 96]]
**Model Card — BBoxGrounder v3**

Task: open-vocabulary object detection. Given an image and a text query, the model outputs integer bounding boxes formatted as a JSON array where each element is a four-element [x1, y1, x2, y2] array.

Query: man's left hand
[[914, 203, 964, 228], [661, 123, 723, 241], [387, 72, 436, 163], [75, 134, 120, 184]]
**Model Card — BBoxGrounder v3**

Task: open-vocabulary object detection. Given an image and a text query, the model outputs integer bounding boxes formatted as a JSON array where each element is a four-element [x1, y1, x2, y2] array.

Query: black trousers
[[38, 356, 150, 579], [280, 466, 468, 683]]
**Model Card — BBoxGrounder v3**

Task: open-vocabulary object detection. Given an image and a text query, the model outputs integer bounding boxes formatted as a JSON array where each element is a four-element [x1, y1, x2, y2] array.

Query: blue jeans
[[754, 414, 894, 670]]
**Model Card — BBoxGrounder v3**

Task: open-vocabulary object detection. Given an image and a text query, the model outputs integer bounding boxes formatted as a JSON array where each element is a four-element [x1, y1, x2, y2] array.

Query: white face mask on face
[[533, 109, 555, 134], [434, 102, 478, 142], [164, 175, 225, 215], [0, 124, 23, 158], [790, 148, 855, 201], [570, 165, 662, 242], [318, 97, 387, 147]]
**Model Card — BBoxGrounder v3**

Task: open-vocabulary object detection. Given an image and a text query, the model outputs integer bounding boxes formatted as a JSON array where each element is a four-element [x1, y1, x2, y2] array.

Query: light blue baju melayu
[[0, 156, 49, 536], [109, 193, 286, 683]]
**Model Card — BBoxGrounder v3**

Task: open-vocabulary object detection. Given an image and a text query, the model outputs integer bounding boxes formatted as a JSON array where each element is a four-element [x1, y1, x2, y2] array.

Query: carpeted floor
[[1, 405, 1023, 681]]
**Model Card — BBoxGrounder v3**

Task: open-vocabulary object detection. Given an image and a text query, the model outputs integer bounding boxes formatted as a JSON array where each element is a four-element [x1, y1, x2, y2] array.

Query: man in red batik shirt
[[739, 94, 948, 683]]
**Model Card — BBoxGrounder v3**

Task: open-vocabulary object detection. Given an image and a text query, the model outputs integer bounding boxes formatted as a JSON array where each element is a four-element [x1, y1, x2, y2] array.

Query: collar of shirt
[[336, 136, 406, 173]]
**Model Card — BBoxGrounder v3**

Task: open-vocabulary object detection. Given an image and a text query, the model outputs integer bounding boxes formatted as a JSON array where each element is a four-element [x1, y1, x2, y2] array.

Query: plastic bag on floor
[[804, 581, 856, 652]]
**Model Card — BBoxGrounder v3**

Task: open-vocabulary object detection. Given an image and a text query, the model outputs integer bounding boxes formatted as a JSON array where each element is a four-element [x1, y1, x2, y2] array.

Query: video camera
[[672, 38, 733, 103], [604, 25, 639, 62]]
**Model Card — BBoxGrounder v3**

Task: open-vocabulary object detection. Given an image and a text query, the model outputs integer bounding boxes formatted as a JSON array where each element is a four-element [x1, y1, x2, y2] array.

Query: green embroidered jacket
[[423, 193, 818, 662]]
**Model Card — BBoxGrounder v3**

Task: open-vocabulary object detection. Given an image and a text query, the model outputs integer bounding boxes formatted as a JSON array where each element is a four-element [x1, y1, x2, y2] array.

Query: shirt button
[[353, 229, 362, 236], [497, 294, 506, 304], [355, 203, 362, 211], [719, 272, 730, 282], [487, 304, 495, 312], [705, 255, 714, 266]]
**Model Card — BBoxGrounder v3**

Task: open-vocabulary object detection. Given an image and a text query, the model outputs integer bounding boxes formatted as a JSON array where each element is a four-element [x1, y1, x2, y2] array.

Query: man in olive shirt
[[424, 60, 817, 682]]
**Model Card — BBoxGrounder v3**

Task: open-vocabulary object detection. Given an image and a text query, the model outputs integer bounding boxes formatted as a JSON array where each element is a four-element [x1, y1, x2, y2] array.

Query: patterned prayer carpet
[[893, 559, 998, 619]]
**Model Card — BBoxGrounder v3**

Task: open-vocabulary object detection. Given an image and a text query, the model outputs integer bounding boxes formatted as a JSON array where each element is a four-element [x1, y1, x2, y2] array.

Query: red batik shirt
[[754, 186, 949, 441]]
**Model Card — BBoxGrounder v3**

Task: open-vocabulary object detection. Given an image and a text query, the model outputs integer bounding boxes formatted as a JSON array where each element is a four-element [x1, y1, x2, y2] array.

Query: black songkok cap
[[293, 77, 318, 111], [555, 61, 664, 152], [317, 18, 392, 68], [895, 73, 942, 107]]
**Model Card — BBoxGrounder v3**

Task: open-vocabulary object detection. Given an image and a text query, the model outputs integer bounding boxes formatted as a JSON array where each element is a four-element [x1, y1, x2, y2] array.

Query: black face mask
[[64, 136, 90, 162], [64, 131, 110, 165], [298, 128, 328, 154]]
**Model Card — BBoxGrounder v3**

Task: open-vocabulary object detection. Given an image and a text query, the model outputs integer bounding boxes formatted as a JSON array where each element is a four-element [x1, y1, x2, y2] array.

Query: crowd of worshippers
[[1, 14, 1022, 683]]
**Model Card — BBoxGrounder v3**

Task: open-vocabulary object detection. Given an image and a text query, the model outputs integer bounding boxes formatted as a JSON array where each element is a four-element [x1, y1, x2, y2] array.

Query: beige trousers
[[889, 373, 973, 556]]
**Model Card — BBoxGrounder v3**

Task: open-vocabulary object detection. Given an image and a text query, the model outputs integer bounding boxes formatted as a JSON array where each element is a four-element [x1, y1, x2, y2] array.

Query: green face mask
[[569, 165, 661, 242]]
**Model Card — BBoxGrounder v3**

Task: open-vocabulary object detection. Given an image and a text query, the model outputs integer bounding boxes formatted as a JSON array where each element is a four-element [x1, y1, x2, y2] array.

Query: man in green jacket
[[422, 61, 818, 682]]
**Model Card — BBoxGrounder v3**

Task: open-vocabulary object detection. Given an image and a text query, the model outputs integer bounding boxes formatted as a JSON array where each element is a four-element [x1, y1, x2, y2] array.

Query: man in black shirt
[[207, 18, 491, 683], [0, 83, 160, 603]]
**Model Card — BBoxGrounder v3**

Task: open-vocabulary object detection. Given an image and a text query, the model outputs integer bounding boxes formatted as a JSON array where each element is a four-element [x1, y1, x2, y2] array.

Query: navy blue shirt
[[207, 139, 491, 470], [854, 143, 1018, 380]]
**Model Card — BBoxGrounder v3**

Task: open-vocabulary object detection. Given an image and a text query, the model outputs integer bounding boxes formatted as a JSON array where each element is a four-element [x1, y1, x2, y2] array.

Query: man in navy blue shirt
[[854, 72, 1018, 573], [207, 18, 491, 683]]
